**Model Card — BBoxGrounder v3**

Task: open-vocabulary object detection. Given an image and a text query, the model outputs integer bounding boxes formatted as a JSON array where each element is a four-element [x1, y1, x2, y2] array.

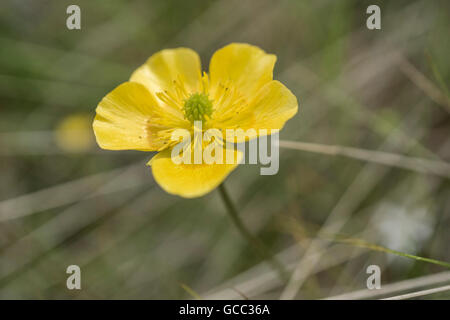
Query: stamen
[[183, 93, 214, 123]]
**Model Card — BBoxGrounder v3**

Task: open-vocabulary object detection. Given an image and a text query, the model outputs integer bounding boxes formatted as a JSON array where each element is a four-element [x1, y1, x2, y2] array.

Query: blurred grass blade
[[398, 55, 450, 113], [382, 284, 450, 300], [334, 237, 450, 269], [179, 282, 203, 300], [425, 50, 450, 98], [279, 140, 450, 178]]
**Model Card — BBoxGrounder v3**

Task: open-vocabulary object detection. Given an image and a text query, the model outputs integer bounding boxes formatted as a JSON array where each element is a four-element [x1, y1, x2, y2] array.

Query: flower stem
[[218, 183, 288, 282]]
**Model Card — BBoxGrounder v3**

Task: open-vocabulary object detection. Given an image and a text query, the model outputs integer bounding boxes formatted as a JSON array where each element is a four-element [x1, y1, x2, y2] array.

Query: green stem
[[218, 183, 288, 282]]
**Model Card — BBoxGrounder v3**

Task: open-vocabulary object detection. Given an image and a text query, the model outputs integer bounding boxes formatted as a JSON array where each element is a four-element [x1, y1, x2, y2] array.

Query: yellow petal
[[130, 48, 202, 101], [149, 147, 242, 198], [209, 43, 276, 98], [93, 82, 187, 151], [213, 80, 298, 142], [241, 80, 298, 129]]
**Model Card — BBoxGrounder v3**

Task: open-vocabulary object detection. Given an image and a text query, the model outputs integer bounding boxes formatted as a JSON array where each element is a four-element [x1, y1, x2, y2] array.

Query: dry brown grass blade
[[279, 140, 450, 178]]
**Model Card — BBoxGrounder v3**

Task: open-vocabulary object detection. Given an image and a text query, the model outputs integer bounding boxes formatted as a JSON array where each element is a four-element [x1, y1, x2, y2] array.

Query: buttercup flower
[[57, 113, 94, 152], [93, 43, 298, 198]]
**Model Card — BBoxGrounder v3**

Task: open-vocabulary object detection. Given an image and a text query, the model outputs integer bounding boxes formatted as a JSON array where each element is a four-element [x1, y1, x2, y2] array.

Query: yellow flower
[[56, 113, 94, 152], [93, 43, 298, 198]]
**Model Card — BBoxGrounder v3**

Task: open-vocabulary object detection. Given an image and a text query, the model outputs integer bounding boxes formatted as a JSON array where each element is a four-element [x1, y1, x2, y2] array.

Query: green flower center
[[183, 93, 213, 123]]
